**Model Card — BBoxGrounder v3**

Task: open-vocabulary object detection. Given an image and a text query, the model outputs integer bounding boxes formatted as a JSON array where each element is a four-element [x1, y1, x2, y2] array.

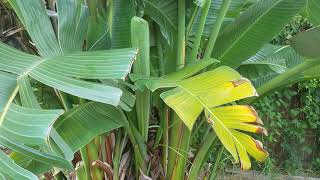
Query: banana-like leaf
[[111, 0, 135, 48], [305, 0, 320, 26], [212, 0, 307, 68], [0, 150, 38, 180], [144, 0, 177, 45], [54, 102, 124, 152], [0, 43, 136, 106], [140, 66, 268, 169], [238, 44, 303, 88]]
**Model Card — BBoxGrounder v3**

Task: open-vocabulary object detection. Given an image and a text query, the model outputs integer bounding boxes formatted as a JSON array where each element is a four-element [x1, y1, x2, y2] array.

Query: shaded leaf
[[291, 26, 320, 59], [238, 44, 303, 88], [54, 102, 124, 152], [144, 0, 177, 45]]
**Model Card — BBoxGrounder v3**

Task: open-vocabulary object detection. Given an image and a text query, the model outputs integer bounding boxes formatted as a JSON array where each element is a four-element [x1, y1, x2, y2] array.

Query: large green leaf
[[54, 102, 124, 152], [0, 43, 136, 106], [139, 66, 268, 169], [144, 0, 177, 45], [238, 44, 303, 88], [0, 151, 37, 180], [212, 0, 307, 68]]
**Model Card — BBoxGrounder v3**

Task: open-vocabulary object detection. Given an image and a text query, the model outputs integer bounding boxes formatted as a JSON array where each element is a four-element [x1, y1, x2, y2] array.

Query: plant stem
[[80, 146, 92, 180], [186, 6, 199, 37], [160, 106, 169, 177], [119, 111, 147, 173], [203, 0, 231, 58], [75, 161, 87, 180], [176, 0, 186, 70], [189, 131, 217, 180], [170, 126, 191, 180], [167, 0, 188, 179], [190, 0, 212, 61], [113, 130, 122, 180], [87, 138, 104, 180]]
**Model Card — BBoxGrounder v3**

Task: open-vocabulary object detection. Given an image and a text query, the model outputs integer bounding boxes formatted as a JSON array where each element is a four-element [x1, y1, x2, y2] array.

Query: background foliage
[[254, 16, 320, 175]]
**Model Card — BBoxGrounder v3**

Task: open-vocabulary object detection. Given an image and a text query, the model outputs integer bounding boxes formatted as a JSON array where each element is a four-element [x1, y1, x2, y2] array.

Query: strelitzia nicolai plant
[[0, 0, 319, 179]]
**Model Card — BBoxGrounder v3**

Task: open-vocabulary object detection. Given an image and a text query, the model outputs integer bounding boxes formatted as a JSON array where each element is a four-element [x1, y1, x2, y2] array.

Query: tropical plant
[[0, 0, 319, 179]]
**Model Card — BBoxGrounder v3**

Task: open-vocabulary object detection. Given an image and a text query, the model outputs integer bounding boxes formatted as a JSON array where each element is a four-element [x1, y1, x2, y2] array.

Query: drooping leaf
[[212, 0, 307, 68], [205, 105, 268, 170], [141, 66, 267, 169], [54, 102, 124, 152]]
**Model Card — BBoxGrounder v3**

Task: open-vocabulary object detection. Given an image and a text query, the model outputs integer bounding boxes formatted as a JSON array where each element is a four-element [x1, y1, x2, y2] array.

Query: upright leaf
[[212, 0, 307, 68], [8, 0, 61, 57]]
